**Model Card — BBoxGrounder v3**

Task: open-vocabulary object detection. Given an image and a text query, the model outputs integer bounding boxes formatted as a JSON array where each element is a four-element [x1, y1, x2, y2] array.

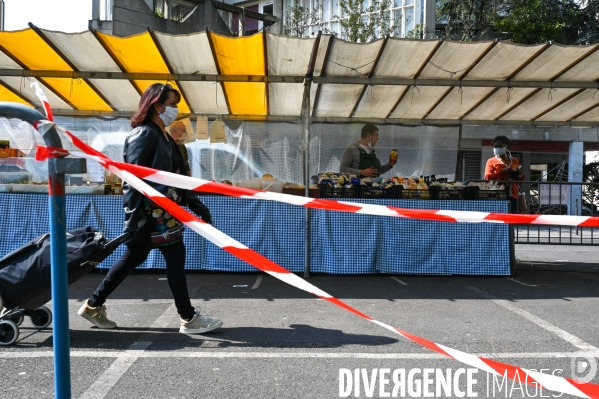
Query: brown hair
[[361, 124, 379, 139], [130, 83, 181, 128]]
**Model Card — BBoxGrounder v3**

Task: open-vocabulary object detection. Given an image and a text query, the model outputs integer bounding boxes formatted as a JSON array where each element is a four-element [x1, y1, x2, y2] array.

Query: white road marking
[[2, 350, 598, 359], [466, 286, 599, 353], [251, 274, 263, 290], [79, 303, 177, 399], [506, 277, 538, 287], [390, 276, 408, 286]]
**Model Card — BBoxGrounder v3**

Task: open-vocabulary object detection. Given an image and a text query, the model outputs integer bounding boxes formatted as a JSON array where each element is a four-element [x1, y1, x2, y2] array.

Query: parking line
[[506, 277, 538, 287], [79, 303, 177, 399], [251, 274, 263, 290], [466, 286, 599, 353], [390, 277, 408, 286]]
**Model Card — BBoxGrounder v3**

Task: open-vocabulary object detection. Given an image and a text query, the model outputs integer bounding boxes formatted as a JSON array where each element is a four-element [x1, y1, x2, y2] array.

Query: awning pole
[[301, 78, 312, 278], [0, 103, 86, 399]]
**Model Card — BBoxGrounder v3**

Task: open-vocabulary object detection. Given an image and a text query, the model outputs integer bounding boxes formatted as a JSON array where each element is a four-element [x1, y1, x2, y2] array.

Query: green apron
[[357, 145, 381, 177]]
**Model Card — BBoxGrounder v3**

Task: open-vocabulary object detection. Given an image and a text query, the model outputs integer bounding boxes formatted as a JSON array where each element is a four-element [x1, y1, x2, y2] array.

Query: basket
[[319, 184, 344, 198], [282, 187, 306, 196], [400, 187, 432, 199], [359, 184, 401, 199], [430, 186, 473, 200], [470, 186, 509, 200], [309, 188, 320, 198]]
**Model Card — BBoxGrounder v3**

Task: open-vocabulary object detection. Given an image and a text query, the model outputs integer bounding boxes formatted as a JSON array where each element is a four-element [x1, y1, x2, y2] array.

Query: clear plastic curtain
[[0, 116, 460, 185]]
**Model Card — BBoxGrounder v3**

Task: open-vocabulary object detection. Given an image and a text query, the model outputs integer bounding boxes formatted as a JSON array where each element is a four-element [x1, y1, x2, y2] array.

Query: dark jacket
[[122, 121, 187, 247]]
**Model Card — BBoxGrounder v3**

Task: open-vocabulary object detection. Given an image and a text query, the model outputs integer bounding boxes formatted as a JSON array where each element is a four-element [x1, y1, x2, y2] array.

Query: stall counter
[[0, 193, 511, 275]]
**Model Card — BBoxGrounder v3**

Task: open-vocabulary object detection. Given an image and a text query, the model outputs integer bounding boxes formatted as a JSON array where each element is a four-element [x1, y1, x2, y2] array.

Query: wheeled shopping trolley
[[0, 227, 129, 345]]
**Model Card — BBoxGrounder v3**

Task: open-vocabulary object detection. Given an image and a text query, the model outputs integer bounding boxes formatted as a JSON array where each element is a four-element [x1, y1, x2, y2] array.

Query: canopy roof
[[1, 26, 599, 127]]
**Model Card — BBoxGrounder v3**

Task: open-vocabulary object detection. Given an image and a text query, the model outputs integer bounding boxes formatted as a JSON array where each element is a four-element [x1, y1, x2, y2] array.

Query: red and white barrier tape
[[28, 96, 599, 397], [67, 147, 599, 227], [31, 82, 53, 122], [35, 145, 69, 161]]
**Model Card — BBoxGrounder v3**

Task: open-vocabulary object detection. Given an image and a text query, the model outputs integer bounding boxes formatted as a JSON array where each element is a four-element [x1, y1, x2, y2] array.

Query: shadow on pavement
[[17, 324, 399, 350]]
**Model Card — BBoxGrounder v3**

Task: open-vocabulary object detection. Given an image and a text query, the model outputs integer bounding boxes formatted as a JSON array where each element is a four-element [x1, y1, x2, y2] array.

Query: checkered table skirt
[[0, 193, 510, 275]]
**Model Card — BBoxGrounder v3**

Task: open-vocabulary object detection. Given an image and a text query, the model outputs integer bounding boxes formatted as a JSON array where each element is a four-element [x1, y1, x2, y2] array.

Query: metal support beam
[[423, 0, 436, 39], [92, 0, 100, 20], [0, 102, 85, 399], [568, 141, 584, 216], [4, 69, 599, 90], [301, 78, 312, 278], [44, 108, 599, 127], [211, 0, 278, 23], [301, 32, 320, 279], [240, 8, 245, 36]]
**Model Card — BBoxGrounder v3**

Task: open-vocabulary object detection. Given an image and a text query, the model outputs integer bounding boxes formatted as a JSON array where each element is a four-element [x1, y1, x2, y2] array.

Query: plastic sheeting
[[0, 117, 459, 185]]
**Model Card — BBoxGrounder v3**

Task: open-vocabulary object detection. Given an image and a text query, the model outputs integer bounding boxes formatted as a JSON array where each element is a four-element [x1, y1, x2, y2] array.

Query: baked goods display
[[310, 172, 509, 200]]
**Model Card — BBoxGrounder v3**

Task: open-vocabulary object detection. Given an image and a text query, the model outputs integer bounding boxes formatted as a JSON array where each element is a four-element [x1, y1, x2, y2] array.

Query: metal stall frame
[[0, 102, 86, 399]]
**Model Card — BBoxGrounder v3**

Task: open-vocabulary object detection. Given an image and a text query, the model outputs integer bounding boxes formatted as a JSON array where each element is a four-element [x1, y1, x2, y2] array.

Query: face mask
[[158, 105, 178, 127], [494, 146, 507, 156]]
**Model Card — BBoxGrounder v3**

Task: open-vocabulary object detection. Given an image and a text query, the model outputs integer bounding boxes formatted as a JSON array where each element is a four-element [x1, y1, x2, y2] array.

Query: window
[[298, 0, 420, 39], [390, 0, 416, 37], [262, 3, 274, 14], [258, 2, 274, 31]]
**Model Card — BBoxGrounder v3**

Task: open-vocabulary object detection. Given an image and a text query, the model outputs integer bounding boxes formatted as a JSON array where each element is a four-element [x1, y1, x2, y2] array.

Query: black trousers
[[89, 239, 195, 320], [509, 197, 518, 214]]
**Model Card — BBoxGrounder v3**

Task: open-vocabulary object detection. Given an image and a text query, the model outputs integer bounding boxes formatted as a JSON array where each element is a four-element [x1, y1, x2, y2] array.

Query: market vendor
[[339, 124, 397, 177], [484, 135, 525, 213]]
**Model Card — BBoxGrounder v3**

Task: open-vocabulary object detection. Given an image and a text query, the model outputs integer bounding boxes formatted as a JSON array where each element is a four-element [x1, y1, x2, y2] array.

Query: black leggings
[[509, 197, 518, 214], [88, 239, 195, 320]]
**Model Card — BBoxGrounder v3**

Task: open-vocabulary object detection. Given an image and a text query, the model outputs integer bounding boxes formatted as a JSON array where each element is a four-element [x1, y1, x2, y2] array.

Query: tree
[[576, 0, 599, 44], [437, 0, 479, 41], [436, 0, 507, 41], [493, 0, 580, 44], [436, 0, 595, 44], [334, 0, 395, 42], [283, 0, 326, 37]]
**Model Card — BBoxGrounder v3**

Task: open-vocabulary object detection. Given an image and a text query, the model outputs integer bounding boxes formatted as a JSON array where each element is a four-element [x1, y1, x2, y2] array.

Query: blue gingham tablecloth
[[0, 193, 510, 275]]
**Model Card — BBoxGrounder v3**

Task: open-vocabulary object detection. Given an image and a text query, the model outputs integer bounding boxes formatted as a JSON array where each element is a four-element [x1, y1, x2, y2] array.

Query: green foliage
[[577, 0, 599, 44], [335, 0, 395, 42], [406, 22, 425, 39], [283, 0, 326, 37], [437, 0, 594, 44], [436, 0, 492, 41], [493, 0, 580, 44]]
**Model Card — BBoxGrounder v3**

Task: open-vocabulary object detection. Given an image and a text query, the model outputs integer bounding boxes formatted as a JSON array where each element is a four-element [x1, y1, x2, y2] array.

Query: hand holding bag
[[518, 187, 527, 213]]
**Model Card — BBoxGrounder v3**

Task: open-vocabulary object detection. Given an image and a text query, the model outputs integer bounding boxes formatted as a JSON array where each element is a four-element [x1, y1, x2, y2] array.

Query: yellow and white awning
[[0, 26, 598, 126]]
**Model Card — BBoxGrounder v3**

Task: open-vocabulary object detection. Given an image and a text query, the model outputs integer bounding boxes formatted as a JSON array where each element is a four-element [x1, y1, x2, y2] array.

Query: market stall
[[0, 193, 511, 275], [2, 27, 598, 276]]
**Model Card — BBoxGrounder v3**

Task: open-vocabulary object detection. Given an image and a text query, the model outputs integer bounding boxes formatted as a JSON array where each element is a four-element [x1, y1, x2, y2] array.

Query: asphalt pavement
[[1, 246, 599, 399]]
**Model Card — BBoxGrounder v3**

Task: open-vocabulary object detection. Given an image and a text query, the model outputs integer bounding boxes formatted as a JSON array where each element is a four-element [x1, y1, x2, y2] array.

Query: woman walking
[[78, 83, 222, 334]]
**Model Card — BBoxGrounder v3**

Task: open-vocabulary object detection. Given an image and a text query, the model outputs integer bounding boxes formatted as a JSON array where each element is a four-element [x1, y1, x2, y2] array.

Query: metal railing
[[468, 179, 599, 245]]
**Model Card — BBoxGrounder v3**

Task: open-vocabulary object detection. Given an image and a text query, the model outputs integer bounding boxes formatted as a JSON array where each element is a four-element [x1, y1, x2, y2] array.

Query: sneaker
[[180, 307, 223, 334], [77, 300, 117, 329]]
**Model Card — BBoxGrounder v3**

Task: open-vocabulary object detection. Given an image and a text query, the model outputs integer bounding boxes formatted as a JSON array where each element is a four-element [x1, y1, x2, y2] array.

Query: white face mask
[[494, 146, 507, 156], [158, 105, 179, 127]]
